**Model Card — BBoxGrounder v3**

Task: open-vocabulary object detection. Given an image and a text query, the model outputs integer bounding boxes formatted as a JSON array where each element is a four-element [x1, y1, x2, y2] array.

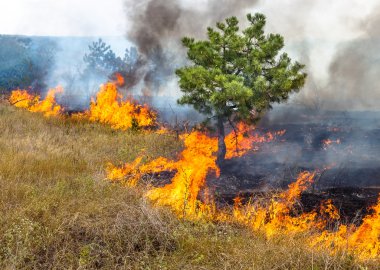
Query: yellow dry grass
[[0, 100, 377, 269]]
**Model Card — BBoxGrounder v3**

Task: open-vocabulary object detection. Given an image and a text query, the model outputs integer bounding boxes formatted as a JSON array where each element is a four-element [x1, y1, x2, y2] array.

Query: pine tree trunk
[[216, 116, 226, 167]]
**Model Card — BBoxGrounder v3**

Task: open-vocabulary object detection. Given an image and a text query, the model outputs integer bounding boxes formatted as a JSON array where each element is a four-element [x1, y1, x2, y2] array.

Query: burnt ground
[[137, 109, 380, 221], [66, 101, 380, 220], [206, 109, 380, 220]]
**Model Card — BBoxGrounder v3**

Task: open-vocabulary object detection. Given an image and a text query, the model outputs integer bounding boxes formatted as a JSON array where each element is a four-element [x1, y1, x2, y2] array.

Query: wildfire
[[115, 72, 125, 87], [74, 82, 157, 130], [10, 80, 157, 131], [228, 167, 379, 260], [9, 88, 63, 117], [107, 123, 380, 260], [107, 124, 283, 217], [224, 123, 285, 158], [232, 171, 321, 236], [7, 81, 379, 261], [309, 195, 380, 260]]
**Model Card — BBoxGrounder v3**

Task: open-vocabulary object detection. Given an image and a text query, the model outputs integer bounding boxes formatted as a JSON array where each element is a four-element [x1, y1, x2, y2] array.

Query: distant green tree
[[176, 13, 307, 165], [83, 39, 139, 82], [83, 39, 122, 76], [0, 36, 55, 92]]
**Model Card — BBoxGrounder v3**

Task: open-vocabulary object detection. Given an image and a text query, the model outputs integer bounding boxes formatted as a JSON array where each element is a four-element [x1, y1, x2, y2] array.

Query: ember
[[322, 138, 341, 150]]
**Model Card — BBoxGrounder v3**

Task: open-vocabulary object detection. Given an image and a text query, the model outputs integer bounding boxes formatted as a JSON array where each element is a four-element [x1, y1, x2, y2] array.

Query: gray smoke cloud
[[274, 2, 380, 112], [237, 0, 380, 113], [322, 8, 380, 111], [124, 0, 259, 95]]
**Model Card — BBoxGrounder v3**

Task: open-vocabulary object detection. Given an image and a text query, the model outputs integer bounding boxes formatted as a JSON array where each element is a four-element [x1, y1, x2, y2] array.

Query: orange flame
[[10, 88, 63, 117], [115, 73, 125, 87], [232, 171, 320, 237], [8, 83, 379, 261], [310, 195, 380, 260], [322, 138, 341, 150], [107, 124, 380, 260], [107, 125, 283, 218], [10, 80, 157, 131], [74, 82, 157, 130]]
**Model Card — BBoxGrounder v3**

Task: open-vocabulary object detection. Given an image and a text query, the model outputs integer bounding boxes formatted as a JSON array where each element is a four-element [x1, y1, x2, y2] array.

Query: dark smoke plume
[[124, 0, 258, 95]]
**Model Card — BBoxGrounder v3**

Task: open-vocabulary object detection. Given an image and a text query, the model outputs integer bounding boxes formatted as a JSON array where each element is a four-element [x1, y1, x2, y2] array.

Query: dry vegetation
[[0, 100, 376, 269]]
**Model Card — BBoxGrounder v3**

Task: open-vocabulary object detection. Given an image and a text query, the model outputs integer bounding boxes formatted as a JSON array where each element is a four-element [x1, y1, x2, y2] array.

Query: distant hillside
[[0, 35, 131, 93]]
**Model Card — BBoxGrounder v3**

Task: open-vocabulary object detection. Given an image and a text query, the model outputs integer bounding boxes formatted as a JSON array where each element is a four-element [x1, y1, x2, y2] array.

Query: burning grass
[[1, 100, 377, 269], [106, 121, 380, 263], [9, 87, 63, 117], [74, 82, 157, 130], [107, 123, 284, 218], [9, 81, 157, 131]]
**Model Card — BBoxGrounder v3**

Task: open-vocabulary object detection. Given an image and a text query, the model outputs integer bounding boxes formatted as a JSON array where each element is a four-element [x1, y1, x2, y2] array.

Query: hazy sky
[[2, 0, 376, 81], [0, 0, 377, 38], [0, 0, 127, 36], [2, 0, 379, 110]]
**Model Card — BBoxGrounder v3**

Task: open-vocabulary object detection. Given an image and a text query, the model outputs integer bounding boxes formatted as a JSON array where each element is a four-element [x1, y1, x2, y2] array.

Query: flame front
[[107, 124, 282, 218], [10, 80, 157, 131], [8, 81, 379, 261], [107, 124, 380, 261], [75, 82, 157, 130], [310, 196, 380, 260], [10, 88, 63, 117]]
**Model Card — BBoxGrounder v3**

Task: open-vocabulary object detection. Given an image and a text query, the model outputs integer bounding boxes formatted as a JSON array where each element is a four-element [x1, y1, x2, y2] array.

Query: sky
[[257, 0, 377, 41], [0, 0, 127, 36], [0, 0, 377, 38], [2, 0, 379, 110]]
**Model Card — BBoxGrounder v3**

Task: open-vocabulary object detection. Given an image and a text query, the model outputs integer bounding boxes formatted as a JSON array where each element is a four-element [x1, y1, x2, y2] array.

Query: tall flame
[[107, 124, 283, 217], [75, 82, 157, 130]]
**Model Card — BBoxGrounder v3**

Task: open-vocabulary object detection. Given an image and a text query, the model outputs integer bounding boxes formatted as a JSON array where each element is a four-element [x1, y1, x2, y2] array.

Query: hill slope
[[0, 100, 375, 269]]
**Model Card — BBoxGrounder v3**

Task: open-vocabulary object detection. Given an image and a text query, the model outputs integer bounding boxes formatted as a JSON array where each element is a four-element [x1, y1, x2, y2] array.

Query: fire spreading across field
[[107, 126, 379, 261], [8, 77, 380, 262], [107, 123, 285, 213], [9, 79, 157, 130], [9, 87, 63, 117], [74, 82, 157, 130]]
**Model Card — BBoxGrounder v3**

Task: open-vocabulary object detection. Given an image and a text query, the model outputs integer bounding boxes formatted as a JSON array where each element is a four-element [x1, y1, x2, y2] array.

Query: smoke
[[274, 2, 380, 111], [124, 0, 259, 95], [46, 37, 133, 110], [322, 8, 380, 111], [124, 0, 380, 112], [7, 0, 379, 115]]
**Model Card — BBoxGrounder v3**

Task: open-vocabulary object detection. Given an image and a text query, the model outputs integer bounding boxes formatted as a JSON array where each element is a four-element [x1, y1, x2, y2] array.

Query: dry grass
[[0, 100, 377, 269]]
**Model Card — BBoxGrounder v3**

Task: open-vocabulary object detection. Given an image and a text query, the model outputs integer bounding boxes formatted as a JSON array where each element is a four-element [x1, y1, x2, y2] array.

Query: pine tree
[[176, 13, 307, 165]]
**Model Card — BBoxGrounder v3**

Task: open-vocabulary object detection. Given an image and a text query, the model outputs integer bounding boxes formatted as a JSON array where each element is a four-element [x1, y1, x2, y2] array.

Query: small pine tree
[[83, 39, 125, 77], [176, 13, 307, 165]]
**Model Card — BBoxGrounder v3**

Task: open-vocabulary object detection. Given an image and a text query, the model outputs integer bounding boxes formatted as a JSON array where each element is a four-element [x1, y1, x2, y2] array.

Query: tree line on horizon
[[0, 36, 138, 94]]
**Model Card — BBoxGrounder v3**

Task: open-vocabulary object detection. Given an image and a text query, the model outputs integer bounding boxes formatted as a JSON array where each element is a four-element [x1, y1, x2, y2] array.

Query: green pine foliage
[[177, 13, 306, 120], [176, 13, 307, 162]]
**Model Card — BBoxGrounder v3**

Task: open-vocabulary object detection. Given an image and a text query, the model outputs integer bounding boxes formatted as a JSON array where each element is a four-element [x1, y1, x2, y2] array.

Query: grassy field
[[0, 100, 376, 269]]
